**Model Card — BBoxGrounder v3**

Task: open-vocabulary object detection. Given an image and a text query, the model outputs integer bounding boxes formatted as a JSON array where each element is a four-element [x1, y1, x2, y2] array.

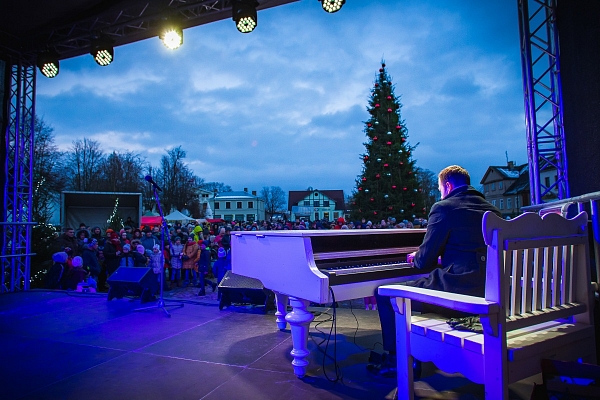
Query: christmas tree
[[350, 62, 425, 222]]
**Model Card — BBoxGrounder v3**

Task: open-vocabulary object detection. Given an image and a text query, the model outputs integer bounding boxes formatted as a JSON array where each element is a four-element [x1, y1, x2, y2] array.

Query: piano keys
[[231, 228, 430, 377]]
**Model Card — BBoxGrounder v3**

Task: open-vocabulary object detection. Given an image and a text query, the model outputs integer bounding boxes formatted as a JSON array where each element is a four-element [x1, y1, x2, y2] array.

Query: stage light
[[233, 0, 258, 33], [320, 0, 345, 13], [37, 52, 59, 78], [160, 25, 183, 50], [90, 38, 114, 66]]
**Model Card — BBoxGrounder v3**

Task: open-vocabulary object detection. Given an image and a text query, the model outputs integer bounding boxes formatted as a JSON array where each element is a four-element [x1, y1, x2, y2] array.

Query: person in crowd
[[149, 244, 163, 286], [56, 227, 79, 256], [197, 238, 216, 295], [75, 228, 90, 254], [119, 230, 130, 247], [125, 216, 136, 228], [119, 244, 135, 267], [182, 236, 199, 286], [132, 228, 143, 241], [334, 217, 345, 229], [213, 248, 231, 301], [64, 256, 87, 290], [141, 228, 159, 256], [103, 232, 122, 277], [170, 236, 184, 287], [369, 165, 502, 378], [45, 251, 69, 289], [191, 225, 203, 242], [134, 244, 148, 267], [90, 226, 105, 246], [81, 238, 102, 281]]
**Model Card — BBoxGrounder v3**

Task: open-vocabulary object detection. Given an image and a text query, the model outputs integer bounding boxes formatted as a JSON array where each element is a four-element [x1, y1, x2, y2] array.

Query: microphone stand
[[135, 184, 184, 317]]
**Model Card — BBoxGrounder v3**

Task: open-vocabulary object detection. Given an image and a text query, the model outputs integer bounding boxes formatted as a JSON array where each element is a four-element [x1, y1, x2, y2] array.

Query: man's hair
[[438, 165, 470, 187]]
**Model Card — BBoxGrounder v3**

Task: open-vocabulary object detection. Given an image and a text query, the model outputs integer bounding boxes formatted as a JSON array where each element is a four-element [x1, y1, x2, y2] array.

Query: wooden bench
[[378, 211, 597, 400]]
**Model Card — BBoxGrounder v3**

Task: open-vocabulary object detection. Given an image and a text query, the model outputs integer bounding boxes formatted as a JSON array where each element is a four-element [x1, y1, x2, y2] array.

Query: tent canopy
[[140, 216, 162, 227], [164, 210, 195, 222]]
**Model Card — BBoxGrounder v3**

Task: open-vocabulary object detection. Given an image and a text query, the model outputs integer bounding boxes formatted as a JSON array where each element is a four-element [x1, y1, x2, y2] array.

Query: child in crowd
[[149, 244, 163, 285], [119, 244, 135, 267], [170, 237, 184, 287]]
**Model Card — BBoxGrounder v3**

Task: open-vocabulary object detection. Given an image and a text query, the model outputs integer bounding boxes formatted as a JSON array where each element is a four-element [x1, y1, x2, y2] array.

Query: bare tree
[[260, 186, 286, 218], [154, 146, 201, 215], [31, 116, 67, 224], [66, 138, 105, 191], [98, 151, 146, 193], [201, 182, 232, 193], [415, 167, 439, 215]]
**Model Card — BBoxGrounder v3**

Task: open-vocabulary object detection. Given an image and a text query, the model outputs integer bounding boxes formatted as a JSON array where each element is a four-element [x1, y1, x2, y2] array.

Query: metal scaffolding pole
[[1, 60, 35, 292], [518, 0, 569, 205]]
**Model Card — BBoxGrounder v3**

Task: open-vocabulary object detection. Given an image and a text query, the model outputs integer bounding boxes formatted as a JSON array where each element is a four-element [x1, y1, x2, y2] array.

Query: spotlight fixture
[[37, 52, 59, 78], [90, 38, 114, 66], [232, 0, 258, 33], [320, 0, 345, 13], [160, 22, 183, 50]]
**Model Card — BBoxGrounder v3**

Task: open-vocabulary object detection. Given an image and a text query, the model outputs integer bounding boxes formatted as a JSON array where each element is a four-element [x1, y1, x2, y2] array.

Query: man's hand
[[406, 252, 416, 265]]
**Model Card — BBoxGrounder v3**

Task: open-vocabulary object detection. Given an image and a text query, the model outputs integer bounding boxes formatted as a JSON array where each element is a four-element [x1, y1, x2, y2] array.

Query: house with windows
[[288, 189, 345, 222], [210, 189, 265, 222], [481, 161, 558, 218]]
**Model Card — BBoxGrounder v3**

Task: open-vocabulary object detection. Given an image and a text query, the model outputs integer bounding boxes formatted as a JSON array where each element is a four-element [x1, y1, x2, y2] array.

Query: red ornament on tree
[[362, 177, 367, 182], [387, 95, 392, 100], [388, 206, 393, 210], [411, 203, 415, 207], [363, 155, 369, 161], [375, 103, 380, 108], [376, 173, 381, 179], [401, 138, 406, 142], [374, 211, 378, 215], [386, 141, 392, 146], [399, 162, 403, 165], [373, 136, 378, 141], [358, 187, 363, 191], [408, 171, 412, 174], [387, 108, 392, 113], [384, 163, 389, 168], [392, 185, 397, 189], [396, 125, 402, 130], [403, 187, 407, 191], [370, 198, 375, 202], [374, 83, 379, 87], [379, 68, 383, 72]]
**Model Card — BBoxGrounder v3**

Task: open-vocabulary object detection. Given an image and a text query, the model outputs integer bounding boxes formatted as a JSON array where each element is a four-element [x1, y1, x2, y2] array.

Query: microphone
[[144, 175, 162, 192]]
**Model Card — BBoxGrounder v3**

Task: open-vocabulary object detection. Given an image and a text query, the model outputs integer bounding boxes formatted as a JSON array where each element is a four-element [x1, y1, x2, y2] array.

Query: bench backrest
[[482, 211, 592, 331]]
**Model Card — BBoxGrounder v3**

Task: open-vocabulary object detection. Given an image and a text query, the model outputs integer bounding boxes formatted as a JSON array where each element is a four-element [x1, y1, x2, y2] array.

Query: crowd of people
[[43, 215, 427, 296]]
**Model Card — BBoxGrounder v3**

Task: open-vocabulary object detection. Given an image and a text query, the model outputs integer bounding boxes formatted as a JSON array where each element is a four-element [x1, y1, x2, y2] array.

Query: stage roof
[[0, 0, 297, 61]]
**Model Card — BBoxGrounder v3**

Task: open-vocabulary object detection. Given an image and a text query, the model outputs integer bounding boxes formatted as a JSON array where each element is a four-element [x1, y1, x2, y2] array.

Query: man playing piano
[[369, 165, 501, 378]]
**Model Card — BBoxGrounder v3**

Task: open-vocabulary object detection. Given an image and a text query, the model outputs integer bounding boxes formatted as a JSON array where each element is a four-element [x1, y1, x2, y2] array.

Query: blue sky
[[36, 0, 527, 196]]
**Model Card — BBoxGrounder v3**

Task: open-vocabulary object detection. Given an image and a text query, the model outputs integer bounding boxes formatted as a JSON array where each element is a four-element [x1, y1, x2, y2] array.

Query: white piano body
[[231, 228, 430, 377]]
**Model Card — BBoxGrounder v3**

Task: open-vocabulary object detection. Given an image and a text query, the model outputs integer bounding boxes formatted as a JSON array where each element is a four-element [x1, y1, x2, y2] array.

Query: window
[[498, 181, 503, 190], [303, 200, 310, 206], [313, 200, 320, 207], [323, 212, 330, 221], [492, 200, 497, 206], [515, 196, 520, 209], [214, 214, 221, 219], [545, 176, 550, 188], [246, 214, 255, 221], [224, 214, 233, 221], [214, 202, 220, 210], [248, 201, 254, 209], [314, 212, 319, 221], [499, 199, 504, 210], [237, 201, 242, 209], [333, 212, 339, 219], [235, 214, 244, 221], [507, 198, 512, 210], [225, 202, 231, 209], [323, 200, 330, 207], [491, 182, 496, 190]]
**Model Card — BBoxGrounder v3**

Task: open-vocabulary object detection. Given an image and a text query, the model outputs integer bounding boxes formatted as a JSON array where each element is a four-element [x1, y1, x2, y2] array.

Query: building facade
[[481, 161, 558, 218], [288, 189, 345, 222], [210, 190, 265, 222]]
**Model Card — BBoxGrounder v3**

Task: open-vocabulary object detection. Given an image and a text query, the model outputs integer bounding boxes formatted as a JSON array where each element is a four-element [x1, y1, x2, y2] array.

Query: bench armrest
[[378, 284, 500, 315]]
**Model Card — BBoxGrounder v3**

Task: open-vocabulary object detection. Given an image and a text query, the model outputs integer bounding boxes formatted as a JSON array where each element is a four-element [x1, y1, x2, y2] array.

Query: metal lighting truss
[[4, 0, 296, 61], [1, 61, 35, 292], [518, 0, 568, 205]]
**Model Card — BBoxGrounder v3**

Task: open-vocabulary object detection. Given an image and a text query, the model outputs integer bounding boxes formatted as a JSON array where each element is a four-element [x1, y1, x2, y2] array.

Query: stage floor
[[0, 290, 537, 399]]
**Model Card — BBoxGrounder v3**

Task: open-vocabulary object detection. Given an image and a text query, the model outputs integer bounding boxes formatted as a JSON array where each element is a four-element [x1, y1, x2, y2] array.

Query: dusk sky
[[35, 0, 527, 197]]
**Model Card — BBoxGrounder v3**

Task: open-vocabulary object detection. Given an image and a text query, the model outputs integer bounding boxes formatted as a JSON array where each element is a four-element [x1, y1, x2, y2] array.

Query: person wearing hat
[[44, 252, 69, 289], [141, 227, 159, 257], [119, 244, 135, 267], [212, 248, 231, 299], [133, 244, 148, 267], [197, 238, 216, 295], [182, 236, 199, 286], [169, 237, 184, 287], [64, 256, 87, 290], [103, 232, 122, 277], [81, 238, 101, 281]]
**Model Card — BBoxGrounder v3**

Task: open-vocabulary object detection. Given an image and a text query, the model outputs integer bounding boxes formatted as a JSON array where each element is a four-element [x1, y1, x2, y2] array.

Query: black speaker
[[218, 271, 275, 312], [107, 267, 158, 303]]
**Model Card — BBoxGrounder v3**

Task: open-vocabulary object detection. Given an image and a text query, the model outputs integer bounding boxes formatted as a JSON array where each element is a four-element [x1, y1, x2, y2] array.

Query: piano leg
[[274, 292, 289, 330], [285, 297, 314, 378]]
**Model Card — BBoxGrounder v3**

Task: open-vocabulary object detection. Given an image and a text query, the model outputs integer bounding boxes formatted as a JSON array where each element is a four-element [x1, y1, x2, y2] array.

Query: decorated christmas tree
[[350, 62, 425, 222]]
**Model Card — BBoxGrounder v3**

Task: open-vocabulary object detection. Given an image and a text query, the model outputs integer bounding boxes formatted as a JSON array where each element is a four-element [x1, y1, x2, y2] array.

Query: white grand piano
[[231, 228, 430, 377]]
